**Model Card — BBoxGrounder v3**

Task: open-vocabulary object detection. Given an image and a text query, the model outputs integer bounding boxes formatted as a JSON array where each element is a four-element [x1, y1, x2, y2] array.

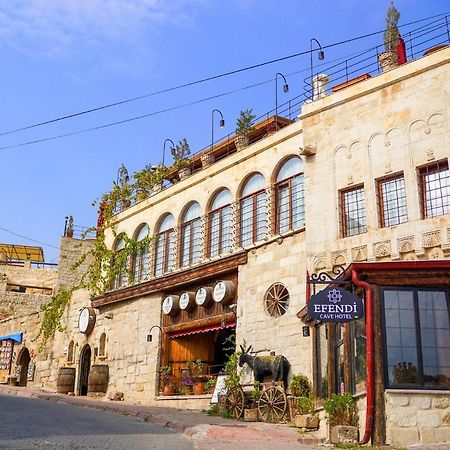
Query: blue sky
[[0, 0, 448, 262]]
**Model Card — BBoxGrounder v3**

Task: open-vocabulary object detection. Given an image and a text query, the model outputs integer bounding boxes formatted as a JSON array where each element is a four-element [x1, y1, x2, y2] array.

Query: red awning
[[169, 321, 235, 339]]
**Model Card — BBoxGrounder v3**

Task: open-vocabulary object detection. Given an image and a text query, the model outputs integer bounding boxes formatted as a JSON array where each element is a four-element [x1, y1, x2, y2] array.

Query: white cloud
[[0, 0, 204, 55]]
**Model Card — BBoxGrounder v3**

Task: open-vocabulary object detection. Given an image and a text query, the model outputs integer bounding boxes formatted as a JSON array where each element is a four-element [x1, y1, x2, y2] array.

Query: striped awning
[[169, 321, 235, 339]]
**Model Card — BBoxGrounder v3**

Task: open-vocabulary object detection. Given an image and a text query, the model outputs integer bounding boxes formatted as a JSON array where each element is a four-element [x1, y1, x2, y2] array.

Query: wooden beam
[[91, 251, 247, 308]]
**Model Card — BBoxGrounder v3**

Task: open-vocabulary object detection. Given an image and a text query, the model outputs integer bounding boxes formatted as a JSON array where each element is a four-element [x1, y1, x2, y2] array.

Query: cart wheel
[[257, 385, 287, 423], [225, 386, 245, 419]]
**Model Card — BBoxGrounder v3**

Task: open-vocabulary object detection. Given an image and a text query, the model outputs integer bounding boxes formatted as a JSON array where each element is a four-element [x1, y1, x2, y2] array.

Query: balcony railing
[[304, 14, 450, 99]]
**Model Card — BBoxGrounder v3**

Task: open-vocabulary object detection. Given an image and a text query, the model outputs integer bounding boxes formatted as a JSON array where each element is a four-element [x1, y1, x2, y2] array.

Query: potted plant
[[293, 396, 319, 430], [180, 375, 195, 395], [190, 359, 206, 395], [204, 377, 217, 394], [323, 393, 359, 444], [235, 109, 256, 151], [170, 138, 191, 180], [379, 2, 400, 73], [244, 381, 260, 422], [160, 366, 175, 395]]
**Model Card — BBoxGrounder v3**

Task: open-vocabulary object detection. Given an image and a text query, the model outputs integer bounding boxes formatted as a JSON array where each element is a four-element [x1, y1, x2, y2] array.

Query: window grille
[[154, 215, 175, 276], [418, 160, 450, 218], [133, 225, 149, 283], [208, 189, 233, 257], [239, 174, 267, 246], [339, 185, 367, 237], [112, 236, 128, 289], [275, 157, 305, 233], [377, 174, 408, 227]]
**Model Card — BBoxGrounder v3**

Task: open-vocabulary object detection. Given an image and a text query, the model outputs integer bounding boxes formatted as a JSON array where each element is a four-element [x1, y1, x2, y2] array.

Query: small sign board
[[307, 287, 364, 323], [210, 375, 227, 404]]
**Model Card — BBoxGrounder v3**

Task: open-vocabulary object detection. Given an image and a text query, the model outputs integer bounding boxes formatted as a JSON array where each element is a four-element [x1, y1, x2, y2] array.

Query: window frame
[[381, 285, 450, 390], [207, 202, 232, 257], [376, 172, 408, 228], [339, 184, 367, 238], [180, 216, 202, 266], [418, 159, 450, 219], [239, 188, 267, 246], [132, 225, 149, 283], [154, 227, 174, 276], [275, 172, 305, 234]]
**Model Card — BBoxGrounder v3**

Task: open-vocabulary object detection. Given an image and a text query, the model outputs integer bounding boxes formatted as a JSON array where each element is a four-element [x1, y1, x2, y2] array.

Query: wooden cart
[[224, 381, 287, 423]]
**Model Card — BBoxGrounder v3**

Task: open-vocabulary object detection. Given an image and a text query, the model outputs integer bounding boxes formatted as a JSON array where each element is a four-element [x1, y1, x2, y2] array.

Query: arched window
[[67, 340, 74, 363], [154, 214, 175, 276], [133, 224, 149, 283], [112, 235, 128, 289], [240, 173, 267, 246], [99, 333, 107, 357], [208, 189, 232, 257], [180, 202, 202, 266], [275, 157, 305, 233]]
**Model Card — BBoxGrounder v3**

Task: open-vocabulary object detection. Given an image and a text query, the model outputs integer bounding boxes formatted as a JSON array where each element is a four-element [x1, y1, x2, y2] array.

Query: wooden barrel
[[57, 367, 75, 394], [88, 364, 109, 393]]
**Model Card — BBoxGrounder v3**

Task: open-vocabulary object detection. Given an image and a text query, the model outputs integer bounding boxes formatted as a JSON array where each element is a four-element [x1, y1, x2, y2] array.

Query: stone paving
[[0, 385, 448, 449]]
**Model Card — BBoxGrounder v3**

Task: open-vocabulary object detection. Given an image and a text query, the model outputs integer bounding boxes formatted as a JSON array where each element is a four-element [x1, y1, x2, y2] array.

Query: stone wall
[[385, 391, 450, 446], [300, 48, 450, 271], [0, 290, 50, 319], [237, 231, 311, 384]]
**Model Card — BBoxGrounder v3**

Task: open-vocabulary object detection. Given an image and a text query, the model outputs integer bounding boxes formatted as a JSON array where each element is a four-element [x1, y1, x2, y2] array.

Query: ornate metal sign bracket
[[307, 265, 352, 296]]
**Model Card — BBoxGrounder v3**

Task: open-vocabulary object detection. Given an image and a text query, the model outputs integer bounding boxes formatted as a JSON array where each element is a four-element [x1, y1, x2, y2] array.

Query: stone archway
[[17, 347, 31, 387], [78, 344, 91, 396]]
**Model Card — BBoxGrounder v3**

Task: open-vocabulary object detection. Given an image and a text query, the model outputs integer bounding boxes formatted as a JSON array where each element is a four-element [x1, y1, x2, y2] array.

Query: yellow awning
[[0, 244, 45, 262]]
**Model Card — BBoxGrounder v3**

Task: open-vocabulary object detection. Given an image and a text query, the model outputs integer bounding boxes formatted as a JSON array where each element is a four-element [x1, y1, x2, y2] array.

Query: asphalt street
[[0, 393, 193, 450]]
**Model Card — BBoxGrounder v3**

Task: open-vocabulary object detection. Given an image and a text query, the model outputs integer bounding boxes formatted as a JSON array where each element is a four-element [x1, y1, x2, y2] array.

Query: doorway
[[78, 345, 91, 396], [17, 347, 30, 387]]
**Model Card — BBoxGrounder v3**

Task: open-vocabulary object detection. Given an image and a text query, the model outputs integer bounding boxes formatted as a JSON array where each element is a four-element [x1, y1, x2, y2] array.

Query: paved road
[[0, 393, 193, 450]]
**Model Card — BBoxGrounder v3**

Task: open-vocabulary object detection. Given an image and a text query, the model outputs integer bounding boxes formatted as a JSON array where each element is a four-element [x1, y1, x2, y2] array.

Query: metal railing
[[304, 14, 450, 99]]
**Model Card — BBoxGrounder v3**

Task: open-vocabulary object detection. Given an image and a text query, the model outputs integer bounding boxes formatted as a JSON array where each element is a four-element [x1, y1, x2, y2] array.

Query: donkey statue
[[238, 345, 290, 389]]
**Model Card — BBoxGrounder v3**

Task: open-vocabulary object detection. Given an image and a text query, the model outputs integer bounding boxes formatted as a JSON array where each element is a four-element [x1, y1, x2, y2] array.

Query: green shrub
[[323, 393, 358, 427], [297, 396, 315, 415], [290, 374, 311, 398]]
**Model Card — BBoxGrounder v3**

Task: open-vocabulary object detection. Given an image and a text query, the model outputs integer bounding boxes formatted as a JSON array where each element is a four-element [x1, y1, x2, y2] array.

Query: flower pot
[[179, 167, 191, 180], [378, 50, 398, 73], [235, 134, 249, 151], [200, 152, 215, 169], [330, 425, 358, 444], [163, 385, 175, 396], [294, 414, 319, 430], [193, 383, 205, 395], [244, 408, 259, 422]]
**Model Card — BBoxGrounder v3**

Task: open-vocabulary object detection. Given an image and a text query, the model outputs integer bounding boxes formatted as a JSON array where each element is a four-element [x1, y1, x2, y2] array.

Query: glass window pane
[[242, 173, 265, 196], [276, 156, 303, 182], [380, 175, 408, 226], [341, 186, 367, 237]]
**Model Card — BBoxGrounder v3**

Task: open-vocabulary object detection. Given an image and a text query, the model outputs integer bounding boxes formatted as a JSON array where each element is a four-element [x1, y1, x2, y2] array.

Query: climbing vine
[[34, 288, 74, 351]]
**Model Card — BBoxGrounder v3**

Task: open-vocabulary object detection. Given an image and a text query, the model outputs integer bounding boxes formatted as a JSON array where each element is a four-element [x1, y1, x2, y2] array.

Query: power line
[[0, 11, 447, 138]]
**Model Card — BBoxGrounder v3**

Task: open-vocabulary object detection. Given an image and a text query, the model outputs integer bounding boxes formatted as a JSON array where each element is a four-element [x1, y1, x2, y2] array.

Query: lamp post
[[211, 109, 225, 152], [275, 73, 289, 130], [310, 38, 325, 100], [162, 139, 175, 166]]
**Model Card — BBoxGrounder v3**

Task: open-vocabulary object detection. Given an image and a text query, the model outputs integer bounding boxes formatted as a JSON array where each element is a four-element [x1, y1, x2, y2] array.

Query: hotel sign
[[307, 287, 363, 323]]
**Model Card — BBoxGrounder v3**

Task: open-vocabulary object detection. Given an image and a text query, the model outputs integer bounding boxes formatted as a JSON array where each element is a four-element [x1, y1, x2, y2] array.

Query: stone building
[[1, 37, 449, 448]]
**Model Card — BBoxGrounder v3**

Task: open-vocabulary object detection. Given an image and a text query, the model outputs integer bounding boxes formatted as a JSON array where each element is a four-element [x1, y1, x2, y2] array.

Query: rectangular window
[[382, 287, 450, 389], [377, 174, 408, 227], [339, 185, 367, 237], [419, 160, 450, 218]]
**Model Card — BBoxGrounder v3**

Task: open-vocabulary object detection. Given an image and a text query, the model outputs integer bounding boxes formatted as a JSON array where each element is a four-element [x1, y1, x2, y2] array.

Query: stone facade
[[386, 391, 450, 445]]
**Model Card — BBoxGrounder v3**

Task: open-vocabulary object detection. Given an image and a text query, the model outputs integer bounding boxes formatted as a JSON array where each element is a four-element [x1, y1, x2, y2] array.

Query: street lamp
[[147, 325, 162, 342], [310, 38, 325, 100], [162, 139, 175, 166], [211, 109, 225, 152], [275, 73, 289, 130]]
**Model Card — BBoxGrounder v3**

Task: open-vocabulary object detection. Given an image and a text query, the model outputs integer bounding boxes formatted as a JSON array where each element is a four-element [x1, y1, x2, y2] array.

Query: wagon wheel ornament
[[225, 386, 245, 419], [257, 385, 287, 423], [264, 283, 290, 317]]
